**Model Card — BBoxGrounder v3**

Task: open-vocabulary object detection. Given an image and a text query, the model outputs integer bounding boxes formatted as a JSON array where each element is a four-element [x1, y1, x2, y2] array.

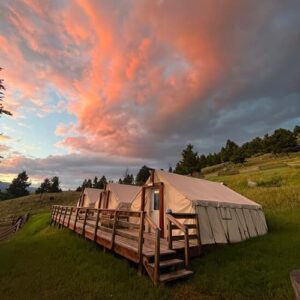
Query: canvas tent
[[77, 188, 103, 208], [131, 170, 267, 245], [99, 183, 141, 210]]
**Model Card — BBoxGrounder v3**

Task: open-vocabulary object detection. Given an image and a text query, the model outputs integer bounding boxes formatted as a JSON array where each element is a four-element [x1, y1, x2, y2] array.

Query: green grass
[[0, 153, 300, 299], [0, 191, 80, 221], [0, 214, 169, 300]]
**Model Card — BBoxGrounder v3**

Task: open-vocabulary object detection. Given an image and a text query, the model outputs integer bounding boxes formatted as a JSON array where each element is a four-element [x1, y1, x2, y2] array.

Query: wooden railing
[[51, 205, 162, 285], [166, 212, 201, 267], [144, 215, 161, 285], [0, 213, 29, 241]]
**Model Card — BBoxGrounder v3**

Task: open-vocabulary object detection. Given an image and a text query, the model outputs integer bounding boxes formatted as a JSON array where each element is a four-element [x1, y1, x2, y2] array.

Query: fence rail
[[0, 213, 29, 241]]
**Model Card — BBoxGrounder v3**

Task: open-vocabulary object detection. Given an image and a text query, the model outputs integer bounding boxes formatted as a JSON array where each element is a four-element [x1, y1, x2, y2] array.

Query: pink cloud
[[0, 0, 299, 162]]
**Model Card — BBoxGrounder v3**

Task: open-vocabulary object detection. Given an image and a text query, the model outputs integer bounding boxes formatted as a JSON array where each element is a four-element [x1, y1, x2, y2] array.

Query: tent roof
[[83, 188, 102, 203], [107, 183, 141, 203], [156, 170, 260, 208]]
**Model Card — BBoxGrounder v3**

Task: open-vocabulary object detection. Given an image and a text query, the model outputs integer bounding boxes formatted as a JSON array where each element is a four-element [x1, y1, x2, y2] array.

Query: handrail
[[145, 215, 159, 230], [166, 214, 186, 232], [166, 213, 190, 268], [144, 214, 161, 285]]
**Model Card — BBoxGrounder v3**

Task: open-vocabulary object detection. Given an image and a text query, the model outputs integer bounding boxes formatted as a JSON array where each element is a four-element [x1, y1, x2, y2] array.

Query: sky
[[0, 0, 300, 189]]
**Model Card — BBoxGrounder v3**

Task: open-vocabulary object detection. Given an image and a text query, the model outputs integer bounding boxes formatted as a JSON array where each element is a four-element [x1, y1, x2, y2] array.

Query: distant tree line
[[0, 171, 62, 201], [35, 176, 62, 194], [174, 126, 300, 175], [1, 125, 299, 201], [76, 175, 108, 191]]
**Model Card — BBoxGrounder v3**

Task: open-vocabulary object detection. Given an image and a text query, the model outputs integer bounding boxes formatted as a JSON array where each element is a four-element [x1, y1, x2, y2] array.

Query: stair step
[[144, 249, 176, 257], [149, 258, 184, 269], [159, 269, 193, 283]]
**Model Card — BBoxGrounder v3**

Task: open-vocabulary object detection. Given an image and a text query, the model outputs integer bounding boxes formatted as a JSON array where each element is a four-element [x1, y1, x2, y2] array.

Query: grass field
[[0, 191, 79, 221], [0, 153, 300, 299]]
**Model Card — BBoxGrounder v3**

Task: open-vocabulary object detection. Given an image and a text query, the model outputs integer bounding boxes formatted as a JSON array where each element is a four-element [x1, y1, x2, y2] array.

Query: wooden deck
[[51, 205, 202, 284]]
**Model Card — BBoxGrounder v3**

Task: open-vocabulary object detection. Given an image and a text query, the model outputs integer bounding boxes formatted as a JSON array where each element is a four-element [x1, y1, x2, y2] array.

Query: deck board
[[53, 211, 198, 261]]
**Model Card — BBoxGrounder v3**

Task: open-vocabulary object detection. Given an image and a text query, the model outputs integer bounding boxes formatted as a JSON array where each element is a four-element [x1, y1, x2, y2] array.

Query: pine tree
[[0, 67, 12, 117], [93, 176, 98, 188], [36, 178, 51, 194], [174, 144, 200, 175], [135, 165, 150, 185], [49, 176, 62, 193], [7, 171, 31, 198]]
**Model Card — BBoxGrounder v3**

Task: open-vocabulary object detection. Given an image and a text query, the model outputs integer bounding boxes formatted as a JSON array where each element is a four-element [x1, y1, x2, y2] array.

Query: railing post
[[82, 208, 88, 236], [184, 225, 190, 268], [67, 207, 72, 228], [73, 208, 79, 231], [94, 209, 101, 241], [62, 206, 68, 227], [167, 217, 172, 249], [58, 206, 63, 228], [50, 206, 56, 225], [53, 206, 58, 226], [111, 210, 118, 250], [138, 211, 145, 275], [154, 227, 161, 285], [195, 214, 202, 255]]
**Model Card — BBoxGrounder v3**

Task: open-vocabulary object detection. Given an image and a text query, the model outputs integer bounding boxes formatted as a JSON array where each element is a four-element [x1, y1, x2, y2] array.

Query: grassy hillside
[[0, 153, 300, 299], [0, 191, 80, 221]]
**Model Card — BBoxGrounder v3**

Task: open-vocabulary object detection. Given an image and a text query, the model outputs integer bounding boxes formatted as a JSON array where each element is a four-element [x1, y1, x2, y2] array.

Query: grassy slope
[[0, 191, 80, 221], [0, 153, 300, 299]]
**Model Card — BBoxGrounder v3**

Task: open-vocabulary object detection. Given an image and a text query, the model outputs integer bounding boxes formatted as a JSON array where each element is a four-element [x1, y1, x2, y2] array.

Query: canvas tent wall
[[131, 170, 267, 245], [77, 188, 103, 208], [101, 183, 141, 210]]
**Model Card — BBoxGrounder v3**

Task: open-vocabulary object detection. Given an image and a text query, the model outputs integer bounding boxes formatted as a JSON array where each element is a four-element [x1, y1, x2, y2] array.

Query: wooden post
[[62, 206, 68, 227], [141, 187, 146, 211], [94, 209, 101, 241], [58, 206, 63, 228], [73, 208, 79, 231], [195, 214, 202, 255], [98, 193, 103, 209], [82, 208, 88, 236], [167, 218, 172, 249], [138, 211, 145, 275], [50, 206, 56, 225], [54, 206, 59, 226], [184, 225, 190, 268], [154, 227, 161, 285], [67, 207, 72, 228], [111, 210, 118, 250], [159, 183, 164, 238]]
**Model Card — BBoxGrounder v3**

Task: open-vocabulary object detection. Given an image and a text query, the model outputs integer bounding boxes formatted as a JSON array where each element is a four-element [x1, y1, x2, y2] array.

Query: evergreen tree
[[198, 154, 207, 169], [269, 128, 299, 154], [86, 179, 92, 188], [36, 178, 51, 194], [119, 169, 134, 185], [98, 176, 107, 189], [175, 144, 200, 175], [0, 67, 12, 117], [7, 171, 31, 198], [93, 176, 98, 188], [49, 176, 62, 193], [135, 165, 150, 185]]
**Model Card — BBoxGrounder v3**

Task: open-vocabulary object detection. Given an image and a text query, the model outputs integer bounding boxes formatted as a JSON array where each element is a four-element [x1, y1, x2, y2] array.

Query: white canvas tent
[[77, 188, 103, 208], [101, 183, 141, 210], [131, 170, 267, 245]]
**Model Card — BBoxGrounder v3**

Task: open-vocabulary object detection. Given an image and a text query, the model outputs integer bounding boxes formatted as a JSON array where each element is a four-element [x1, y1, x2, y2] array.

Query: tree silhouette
[[7, 171, 31, 198], [0, 68, 12, 117]]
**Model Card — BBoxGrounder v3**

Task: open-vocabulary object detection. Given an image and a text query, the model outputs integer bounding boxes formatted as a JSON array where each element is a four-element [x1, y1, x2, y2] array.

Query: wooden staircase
[[144, 254, 193, 283]]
